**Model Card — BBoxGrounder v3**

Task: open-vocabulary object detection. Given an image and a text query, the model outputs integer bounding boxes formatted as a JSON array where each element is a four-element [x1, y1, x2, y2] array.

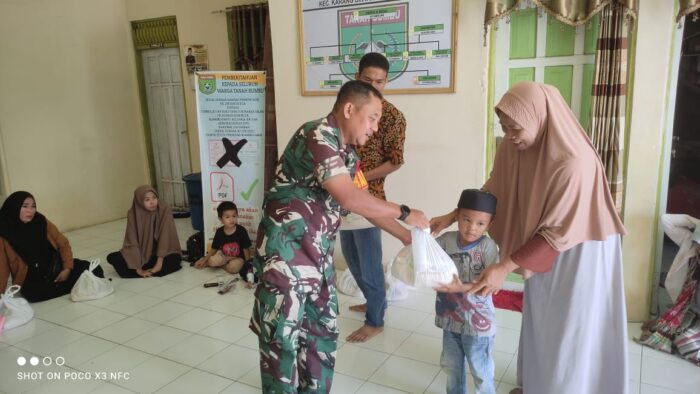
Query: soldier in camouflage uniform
[[249, 80, 429, 393]]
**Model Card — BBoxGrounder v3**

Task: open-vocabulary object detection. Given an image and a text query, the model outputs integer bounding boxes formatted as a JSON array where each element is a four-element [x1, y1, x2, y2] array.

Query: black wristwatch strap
[[398, 204, 410, 221]]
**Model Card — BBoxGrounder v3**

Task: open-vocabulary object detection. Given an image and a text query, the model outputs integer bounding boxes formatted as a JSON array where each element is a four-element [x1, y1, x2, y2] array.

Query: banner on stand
[[194, 71, 265, 246]]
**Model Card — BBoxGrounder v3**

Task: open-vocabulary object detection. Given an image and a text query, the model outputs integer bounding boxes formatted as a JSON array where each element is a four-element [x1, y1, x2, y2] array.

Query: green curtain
[[485, 0, 637, 28], [677, 0, 700, 22]]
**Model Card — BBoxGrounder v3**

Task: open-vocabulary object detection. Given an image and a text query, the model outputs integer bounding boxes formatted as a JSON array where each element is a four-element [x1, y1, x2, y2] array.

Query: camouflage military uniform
[[250, 114, 358, 393]]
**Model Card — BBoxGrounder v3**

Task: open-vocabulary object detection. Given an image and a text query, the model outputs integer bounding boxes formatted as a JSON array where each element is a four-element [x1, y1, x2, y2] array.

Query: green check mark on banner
[[241, 179, 259, 201]]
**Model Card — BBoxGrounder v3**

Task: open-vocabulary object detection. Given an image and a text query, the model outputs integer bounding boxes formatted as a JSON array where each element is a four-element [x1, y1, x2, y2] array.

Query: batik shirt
[[253, 114, 358, 291], [434, 232, 499, 337], [357, 99, 405, 200]]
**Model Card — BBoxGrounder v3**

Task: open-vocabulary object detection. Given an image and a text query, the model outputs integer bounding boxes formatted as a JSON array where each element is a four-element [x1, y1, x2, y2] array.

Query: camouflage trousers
[[250, 278, 339, 393]]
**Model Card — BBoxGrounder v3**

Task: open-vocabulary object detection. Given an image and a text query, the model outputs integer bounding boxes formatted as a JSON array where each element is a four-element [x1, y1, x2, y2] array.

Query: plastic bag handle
[[89, 259, 101, 272], [3, 284, 21, 298]]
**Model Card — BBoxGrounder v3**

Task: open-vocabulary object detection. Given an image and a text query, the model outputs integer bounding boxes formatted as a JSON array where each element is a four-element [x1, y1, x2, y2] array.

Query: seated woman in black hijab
[[0, 191, 103, 302]]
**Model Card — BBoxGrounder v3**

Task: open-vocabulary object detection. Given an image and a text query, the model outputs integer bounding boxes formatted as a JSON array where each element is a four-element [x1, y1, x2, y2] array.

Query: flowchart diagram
[[299, 0, 456, 94]]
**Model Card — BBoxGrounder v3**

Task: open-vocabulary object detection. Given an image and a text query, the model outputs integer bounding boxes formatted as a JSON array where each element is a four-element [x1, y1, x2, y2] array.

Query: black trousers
[[21, 259, 104, 303], [106, 251, 181, 278]]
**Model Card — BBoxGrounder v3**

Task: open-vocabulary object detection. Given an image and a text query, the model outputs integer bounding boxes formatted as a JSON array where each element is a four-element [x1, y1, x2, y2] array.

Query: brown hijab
[[483, 82, 625, 259], [120, 185, 181, 269]]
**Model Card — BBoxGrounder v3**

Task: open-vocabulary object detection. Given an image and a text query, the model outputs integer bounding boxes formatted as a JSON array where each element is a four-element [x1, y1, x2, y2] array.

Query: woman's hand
[[433, 274, 472, 293], [136, 267, 152, 278], [430, 210, 456, 236], [54, 268, 71, 282], [468, 259, 519, 296]]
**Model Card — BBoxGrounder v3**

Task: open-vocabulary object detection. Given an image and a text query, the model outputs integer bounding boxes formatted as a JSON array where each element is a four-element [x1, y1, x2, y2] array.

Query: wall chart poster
[[298, 0, 457, 95], [185, 44, 209, 74], [194, 71, 265, 245]]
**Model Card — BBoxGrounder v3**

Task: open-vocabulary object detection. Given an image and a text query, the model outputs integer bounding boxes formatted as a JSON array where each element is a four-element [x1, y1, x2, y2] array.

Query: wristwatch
[[398, 204, 411, 221]]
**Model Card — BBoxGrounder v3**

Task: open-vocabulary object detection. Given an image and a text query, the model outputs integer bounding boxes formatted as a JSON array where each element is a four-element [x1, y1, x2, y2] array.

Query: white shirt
[[339, 212, 375, 231], [662, 214, 700, 301]]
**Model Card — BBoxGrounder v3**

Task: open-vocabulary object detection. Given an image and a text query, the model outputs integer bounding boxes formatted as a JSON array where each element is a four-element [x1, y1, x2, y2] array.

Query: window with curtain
[[226, 2, 278, 191], [227, 3, 268, 71], [492, 6, 599, 137], [487, 1, 637, 212]]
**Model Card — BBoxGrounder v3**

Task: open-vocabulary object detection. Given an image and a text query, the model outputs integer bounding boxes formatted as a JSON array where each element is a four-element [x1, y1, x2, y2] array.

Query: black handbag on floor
[[184, 231, 204, 263], [28, 248, 64, 283]]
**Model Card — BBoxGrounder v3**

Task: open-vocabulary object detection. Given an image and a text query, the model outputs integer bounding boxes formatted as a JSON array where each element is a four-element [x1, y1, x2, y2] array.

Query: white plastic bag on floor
[[385, 271, 409, 302], [0, 285, 33, 332], [336, 269, 363, 297], [71, 259, 113, 301], [391, 228, 458, 288], [384, 253, 410, 302]]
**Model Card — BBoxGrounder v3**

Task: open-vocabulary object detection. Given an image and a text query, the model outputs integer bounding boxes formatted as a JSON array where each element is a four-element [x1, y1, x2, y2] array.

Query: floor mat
[[494, 289, 523, 312]]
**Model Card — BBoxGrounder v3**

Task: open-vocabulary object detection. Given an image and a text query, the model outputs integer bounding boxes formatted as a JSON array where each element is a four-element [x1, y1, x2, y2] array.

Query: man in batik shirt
[[249, 80, 428, 393], [341, 52, 409, 343]]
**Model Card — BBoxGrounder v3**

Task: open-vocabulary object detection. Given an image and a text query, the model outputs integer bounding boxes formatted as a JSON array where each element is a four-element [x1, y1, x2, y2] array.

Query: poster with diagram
[[298, 0, 456, 95], [194, 71, 265, 245]]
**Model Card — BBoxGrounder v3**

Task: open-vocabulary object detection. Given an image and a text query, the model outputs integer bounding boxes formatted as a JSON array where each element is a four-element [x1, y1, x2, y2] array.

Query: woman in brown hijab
[[431, 82, 628, 394], [107, 186, 182, 278]]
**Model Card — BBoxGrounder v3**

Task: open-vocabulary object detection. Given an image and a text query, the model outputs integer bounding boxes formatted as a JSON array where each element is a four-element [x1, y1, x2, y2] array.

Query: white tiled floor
[[1, 218, 699, 393]]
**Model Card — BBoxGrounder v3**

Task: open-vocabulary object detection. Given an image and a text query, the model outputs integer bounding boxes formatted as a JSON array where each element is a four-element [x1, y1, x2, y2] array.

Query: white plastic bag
[[385, 271, 409, 302], [336, 269, 363, 297], [71, 260, 113, 302], [0, 285, 34, 332], [384, 253, 410, 302], [390, 244, 415, 286], [391, 228, 458, 288]]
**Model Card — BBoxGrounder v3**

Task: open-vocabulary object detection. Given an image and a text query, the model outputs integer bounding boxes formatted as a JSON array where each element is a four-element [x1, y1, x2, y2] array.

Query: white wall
[[0, 0, 149, 230]]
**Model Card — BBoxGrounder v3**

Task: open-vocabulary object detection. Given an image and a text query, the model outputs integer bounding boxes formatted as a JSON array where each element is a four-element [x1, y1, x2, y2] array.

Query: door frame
[[651, 18, 685, 316], [0, 123, 9, 200], [130, 16, 191, 189]]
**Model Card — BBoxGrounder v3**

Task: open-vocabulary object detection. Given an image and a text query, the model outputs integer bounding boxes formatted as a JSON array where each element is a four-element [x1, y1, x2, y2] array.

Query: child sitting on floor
[[195, 201, 256, 287]]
